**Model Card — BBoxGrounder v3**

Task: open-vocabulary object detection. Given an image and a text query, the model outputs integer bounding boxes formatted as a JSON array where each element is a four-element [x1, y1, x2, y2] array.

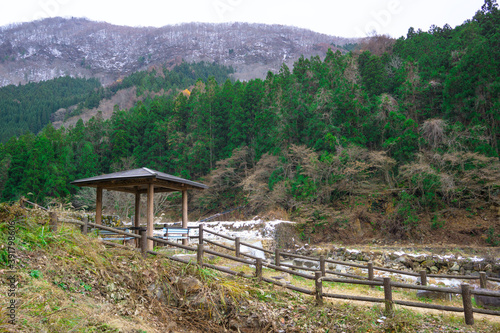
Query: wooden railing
[[57, 217, 500, 326]]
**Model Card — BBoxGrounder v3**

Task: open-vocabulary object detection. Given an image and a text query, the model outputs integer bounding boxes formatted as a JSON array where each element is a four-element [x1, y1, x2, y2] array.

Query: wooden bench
[[95, 227, 136, 244], [160, 227, 190, 241], [152, 225, 191, 246]]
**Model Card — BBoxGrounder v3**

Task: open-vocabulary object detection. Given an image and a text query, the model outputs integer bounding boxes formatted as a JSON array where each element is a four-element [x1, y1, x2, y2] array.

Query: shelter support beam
[[182, 190, 188, 245], [147, 184, 154, 251], [134, 192, 141, 247], [96, 187, 103, 225]]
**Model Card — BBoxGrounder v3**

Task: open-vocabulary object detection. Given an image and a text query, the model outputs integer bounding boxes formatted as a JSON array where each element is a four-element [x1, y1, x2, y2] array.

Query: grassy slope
[[1, 204, 499, 333]]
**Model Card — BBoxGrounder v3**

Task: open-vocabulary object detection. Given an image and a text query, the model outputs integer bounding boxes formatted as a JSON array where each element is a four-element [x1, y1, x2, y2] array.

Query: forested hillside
[[0, 76, 101, 142], [0, 61, 234, 142], [1, 1, 499, 244]]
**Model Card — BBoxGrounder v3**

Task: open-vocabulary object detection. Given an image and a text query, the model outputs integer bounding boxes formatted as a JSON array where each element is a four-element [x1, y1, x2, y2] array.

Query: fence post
[[383, 277, 393, 315], [368, 262, 374, 288], [315, 271, 323, 305], [320, 255, 326, 277], [275, 248, 281, 267], [235, 237, 241, 258], [139, 228, 147, 258], [461, 284, 474, 325], [256, 258, 263, 282], [197, 244, 204, 266], [419, 270, 427, 286], [49, 212, 58, 232], [199, 224, 204, 245], [479, 272, 487, 289], [82, 216, 88, 235]]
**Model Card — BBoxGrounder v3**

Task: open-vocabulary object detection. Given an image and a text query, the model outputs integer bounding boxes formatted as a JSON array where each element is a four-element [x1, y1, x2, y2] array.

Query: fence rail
[[58, 217, 500, 326]]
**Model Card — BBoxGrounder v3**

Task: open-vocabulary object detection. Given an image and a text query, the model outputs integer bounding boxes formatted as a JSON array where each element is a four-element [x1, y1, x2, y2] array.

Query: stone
[[148, 283, 167, 303], [176, 277, 202, 295], [474, 289, 500, 309], [450, 262, 460, 271], [430, 266, 439, 274], [421, 260, 436, 268]]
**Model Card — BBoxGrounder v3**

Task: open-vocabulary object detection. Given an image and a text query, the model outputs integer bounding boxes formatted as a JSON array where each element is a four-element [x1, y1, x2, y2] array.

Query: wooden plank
[[322, 276, 382, 286], [391, 281, 460, 293], [101, 240, 138, 249], [202, 263, 252, 278], [240, 241, 274, 254], [373, 266, 420, 277], [427, 273, 477, 279], [263, 262, 315, 280], [148, 236, 197, 251], [473, 308, 500, 316], [395, 300, 464, 312], [203, 228, 236, 241], [325, 270, 369, 280], [260, 277, 314, 294], [470, 289, 500, 297], [204, 239, 236, 251], [281, 262, 317, 272], [323, 292, 384, 303], [87, 222, 141, 238], [204, 248, 254, 265]]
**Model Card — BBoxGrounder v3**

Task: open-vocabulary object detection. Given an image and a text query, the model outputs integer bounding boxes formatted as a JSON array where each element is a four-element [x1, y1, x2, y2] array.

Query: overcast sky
[[0, 0, 487, 38]]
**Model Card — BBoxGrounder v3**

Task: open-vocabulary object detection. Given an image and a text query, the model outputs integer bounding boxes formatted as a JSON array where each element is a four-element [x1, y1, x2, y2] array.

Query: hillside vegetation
[[1, 1, 500, 244], [1, 204, 500, 332]]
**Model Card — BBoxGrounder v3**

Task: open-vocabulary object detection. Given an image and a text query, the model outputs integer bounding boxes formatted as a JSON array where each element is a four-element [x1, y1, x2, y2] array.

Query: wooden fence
[[57, 216, 500, 326]]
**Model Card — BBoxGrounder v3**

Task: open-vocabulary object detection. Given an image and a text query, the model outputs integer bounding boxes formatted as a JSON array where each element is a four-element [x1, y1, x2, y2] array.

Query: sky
[[0, 0, 487, 38]]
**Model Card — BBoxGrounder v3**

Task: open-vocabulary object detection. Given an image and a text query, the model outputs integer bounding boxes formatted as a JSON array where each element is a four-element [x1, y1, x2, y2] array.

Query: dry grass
[[2, 204, 500, 332]]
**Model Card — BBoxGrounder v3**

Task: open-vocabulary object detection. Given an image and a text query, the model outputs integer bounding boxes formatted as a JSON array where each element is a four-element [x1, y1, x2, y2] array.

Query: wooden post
[[419, 270, 427, 286], [479, 272, 487, 289], [182, 190, 188, 245], [146, 183, 154, 251], [320, 255, 326, 277], [139, 228, 147, 258], [256, 258, 263, 282], [368, 262, 374, 288], [96, 187, 103, 225], [82, 216, 88, 235], [275, 248, 281, 267], [235, 237, 241, 258], [197, 244, 204, 266], [383, 277, 393, 315], [461, 284, 474, 325], [49, 212, 58, 232], [199, 224, 204, 245], [315, 271, 323, 305], [134, 191, 141, 247]]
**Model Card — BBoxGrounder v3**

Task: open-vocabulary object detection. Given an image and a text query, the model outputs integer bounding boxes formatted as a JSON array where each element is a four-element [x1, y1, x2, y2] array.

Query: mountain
[[0, 17, 355, 86]]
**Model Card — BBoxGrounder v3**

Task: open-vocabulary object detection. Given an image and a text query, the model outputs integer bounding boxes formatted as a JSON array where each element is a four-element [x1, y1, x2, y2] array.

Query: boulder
[[176, 277, 202, 295], [474, 289, 500, 309]]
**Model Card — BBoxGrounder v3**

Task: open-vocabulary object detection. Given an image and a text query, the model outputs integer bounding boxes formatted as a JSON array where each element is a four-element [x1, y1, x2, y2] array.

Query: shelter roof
[[71, 167, 208, 194]]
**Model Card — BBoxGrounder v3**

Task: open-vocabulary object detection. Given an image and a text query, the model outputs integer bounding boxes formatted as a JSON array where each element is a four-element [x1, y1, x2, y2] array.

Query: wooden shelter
[[71, 167, 208, 250]]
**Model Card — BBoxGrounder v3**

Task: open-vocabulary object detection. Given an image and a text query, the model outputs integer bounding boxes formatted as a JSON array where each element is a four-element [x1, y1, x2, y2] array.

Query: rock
[[430, 266, 439, 274], [176, 277, 202, 295], [474, 289, 500, 309], [417, 289, 453, 301], [450, 262, 460, 272], [421, 260, 436, 268], [148, 283, 167, 303]]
